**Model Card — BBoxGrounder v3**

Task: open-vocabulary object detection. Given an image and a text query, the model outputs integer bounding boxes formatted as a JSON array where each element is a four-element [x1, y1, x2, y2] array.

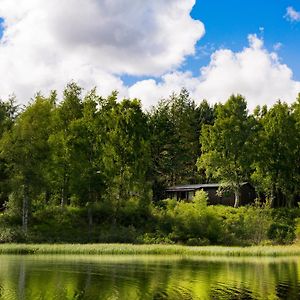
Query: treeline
[[0, 84, 215, 231], [0, 83, 300, 239], [198, 95, 300, 208]]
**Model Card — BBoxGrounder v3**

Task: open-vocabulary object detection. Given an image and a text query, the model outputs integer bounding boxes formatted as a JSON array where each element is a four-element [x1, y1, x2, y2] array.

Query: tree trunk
[[22, 185, 29, 233], [114, 168, 125, 224], [61, 173, 68, 207], [234, 189, 241, 208], [269, 187, 275, 208], [61, 186, 66, 207]]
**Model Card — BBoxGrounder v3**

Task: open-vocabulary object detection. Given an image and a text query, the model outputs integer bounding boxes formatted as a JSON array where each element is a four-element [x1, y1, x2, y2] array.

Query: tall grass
[[1, 244, 300, 256]]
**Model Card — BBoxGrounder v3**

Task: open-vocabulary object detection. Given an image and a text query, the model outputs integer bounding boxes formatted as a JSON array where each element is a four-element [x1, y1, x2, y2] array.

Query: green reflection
[[0, 255, 299, 299]]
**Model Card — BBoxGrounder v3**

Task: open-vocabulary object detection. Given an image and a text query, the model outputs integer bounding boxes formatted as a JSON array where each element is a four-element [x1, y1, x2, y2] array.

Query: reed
[[1, 244, 300, 256]]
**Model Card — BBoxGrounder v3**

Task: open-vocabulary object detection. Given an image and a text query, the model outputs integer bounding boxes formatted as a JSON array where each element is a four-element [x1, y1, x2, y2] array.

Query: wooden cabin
[[165, 182, 256, 206]]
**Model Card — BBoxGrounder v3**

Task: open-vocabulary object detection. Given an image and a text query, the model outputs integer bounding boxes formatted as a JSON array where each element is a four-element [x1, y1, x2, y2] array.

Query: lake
[[0, 255, 299, 299]]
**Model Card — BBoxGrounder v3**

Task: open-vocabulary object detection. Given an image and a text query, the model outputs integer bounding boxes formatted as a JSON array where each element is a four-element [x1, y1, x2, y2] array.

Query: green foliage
[[295, 218, 300, 241], [150, 199, 297, 246], [0, 94, 55, 232], [267, 209, 297, 244], [156, 192, 223, 244], [193, 189, 208, 208], [197, 95, 255, 207], [0, 201, 299, 245], [0, 226, 25, 243], [149, 90, 214, 200], [0, 97, 18, 206], [102, 97, 152, 221], [252, 102, 299, 207], [1, 84, 300, 245]]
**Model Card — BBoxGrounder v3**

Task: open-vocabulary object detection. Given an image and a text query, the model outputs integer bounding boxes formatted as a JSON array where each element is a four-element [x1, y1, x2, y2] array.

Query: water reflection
[[0, 255, 299, 299]]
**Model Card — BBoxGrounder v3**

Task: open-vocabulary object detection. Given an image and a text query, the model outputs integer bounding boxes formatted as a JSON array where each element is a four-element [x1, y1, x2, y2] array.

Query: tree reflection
[[0, 256, 299, 299]]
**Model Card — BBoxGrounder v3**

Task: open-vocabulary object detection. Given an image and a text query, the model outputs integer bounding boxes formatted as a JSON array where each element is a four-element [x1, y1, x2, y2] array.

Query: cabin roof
[[166, 182, 249, 192]]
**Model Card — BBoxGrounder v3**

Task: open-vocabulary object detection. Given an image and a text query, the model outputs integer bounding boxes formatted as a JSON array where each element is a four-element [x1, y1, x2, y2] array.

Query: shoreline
[[1, 244, 300, 256]]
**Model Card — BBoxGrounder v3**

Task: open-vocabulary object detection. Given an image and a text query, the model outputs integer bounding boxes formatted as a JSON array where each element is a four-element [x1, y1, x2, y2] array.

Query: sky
[[0, 0, 299, 110]]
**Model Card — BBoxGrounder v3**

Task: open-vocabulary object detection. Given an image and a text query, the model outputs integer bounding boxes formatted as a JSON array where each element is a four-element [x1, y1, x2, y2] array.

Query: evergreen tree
[[149, 89, 212, 200]]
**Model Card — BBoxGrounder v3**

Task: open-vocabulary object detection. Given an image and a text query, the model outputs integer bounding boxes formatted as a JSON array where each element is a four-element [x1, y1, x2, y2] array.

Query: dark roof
[[166, 182, 249, 192]]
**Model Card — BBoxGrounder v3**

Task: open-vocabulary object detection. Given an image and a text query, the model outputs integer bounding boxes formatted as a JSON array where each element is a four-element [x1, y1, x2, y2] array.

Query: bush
[[214, 205, 272, 245], [97, 225, 138, 243], [155, 199, 275, 246], [0, 226, 25, 243], [242, 206, 272, 245], [295, 218, 300, 242], [137, 232, 174, 244], [186, 238, 210, 246], [268, 223, 295, 244], [267, 209, 297, 244], [158, 191, 224, 244], [0, 192, 298, 245]]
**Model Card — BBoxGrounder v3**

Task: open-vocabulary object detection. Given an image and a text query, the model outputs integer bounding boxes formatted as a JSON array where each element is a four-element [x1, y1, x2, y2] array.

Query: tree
[[293, 93, 300, 201], [197, 95, 255, 207], [66, 88, 105, 205], [168, 89, 202, 184], [102, 96, 151, 221], [197, 99, 215, 126], [0, 96, 19, 207], [48, 83, 83, 206], [149, 89, 211, 200], [0, 94, 54, 231], [252, 101, 299, 207], [149, 98, 175, 200]]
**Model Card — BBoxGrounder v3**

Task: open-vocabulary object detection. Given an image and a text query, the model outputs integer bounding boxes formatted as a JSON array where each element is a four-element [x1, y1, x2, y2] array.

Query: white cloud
[[129, 35, 300, 110], [0, 1, 299, 111], [0, 0, 204, 102], [285, 6, 300, 22]]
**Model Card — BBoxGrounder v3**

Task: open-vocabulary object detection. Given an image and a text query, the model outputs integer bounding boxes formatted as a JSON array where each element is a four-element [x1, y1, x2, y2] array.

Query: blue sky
[[188, 0, 300, 80], [0, 0, 299, 108], [122, 0, 300, 106]]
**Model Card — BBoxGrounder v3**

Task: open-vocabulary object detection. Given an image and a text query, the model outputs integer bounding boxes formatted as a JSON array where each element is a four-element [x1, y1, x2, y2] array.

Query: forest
[[0, 82, 300, 245]]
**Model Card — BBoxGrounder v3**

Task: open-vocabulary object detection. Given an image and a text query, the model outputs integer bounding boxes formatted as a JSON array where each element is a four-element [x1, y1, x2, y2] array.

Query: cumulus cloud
[[0, 1, 299, 111], [0, 0, 204, 102], [285, 6, 300, 22], [129, 35, 300, 110]]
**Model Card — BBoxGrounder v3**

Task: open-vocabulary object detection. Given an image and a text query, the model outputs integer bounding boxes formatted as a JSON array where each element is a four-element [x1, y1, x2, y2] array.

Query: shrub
[[97, 225, 138, 243], [159, 191, 224, 244], [0, 226, 25, 243], [137, 232, 174, 244], [215, 205, 272, 245], [242, 205, 272, 245], [295, 218, 300, 242], [268, 209, 297, 244]]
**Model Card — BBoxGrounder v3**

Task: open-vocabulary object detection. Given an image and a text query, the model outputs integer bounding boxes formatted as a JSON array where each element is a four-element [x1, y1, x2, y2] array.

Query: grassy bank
[[2, 244, 300, 257]]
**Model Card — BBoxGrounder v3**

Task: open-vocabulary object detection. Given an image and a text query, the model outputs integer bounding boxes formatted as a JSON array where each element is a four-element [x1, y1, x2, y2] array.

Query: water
[[0, 255, 300, 299]]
